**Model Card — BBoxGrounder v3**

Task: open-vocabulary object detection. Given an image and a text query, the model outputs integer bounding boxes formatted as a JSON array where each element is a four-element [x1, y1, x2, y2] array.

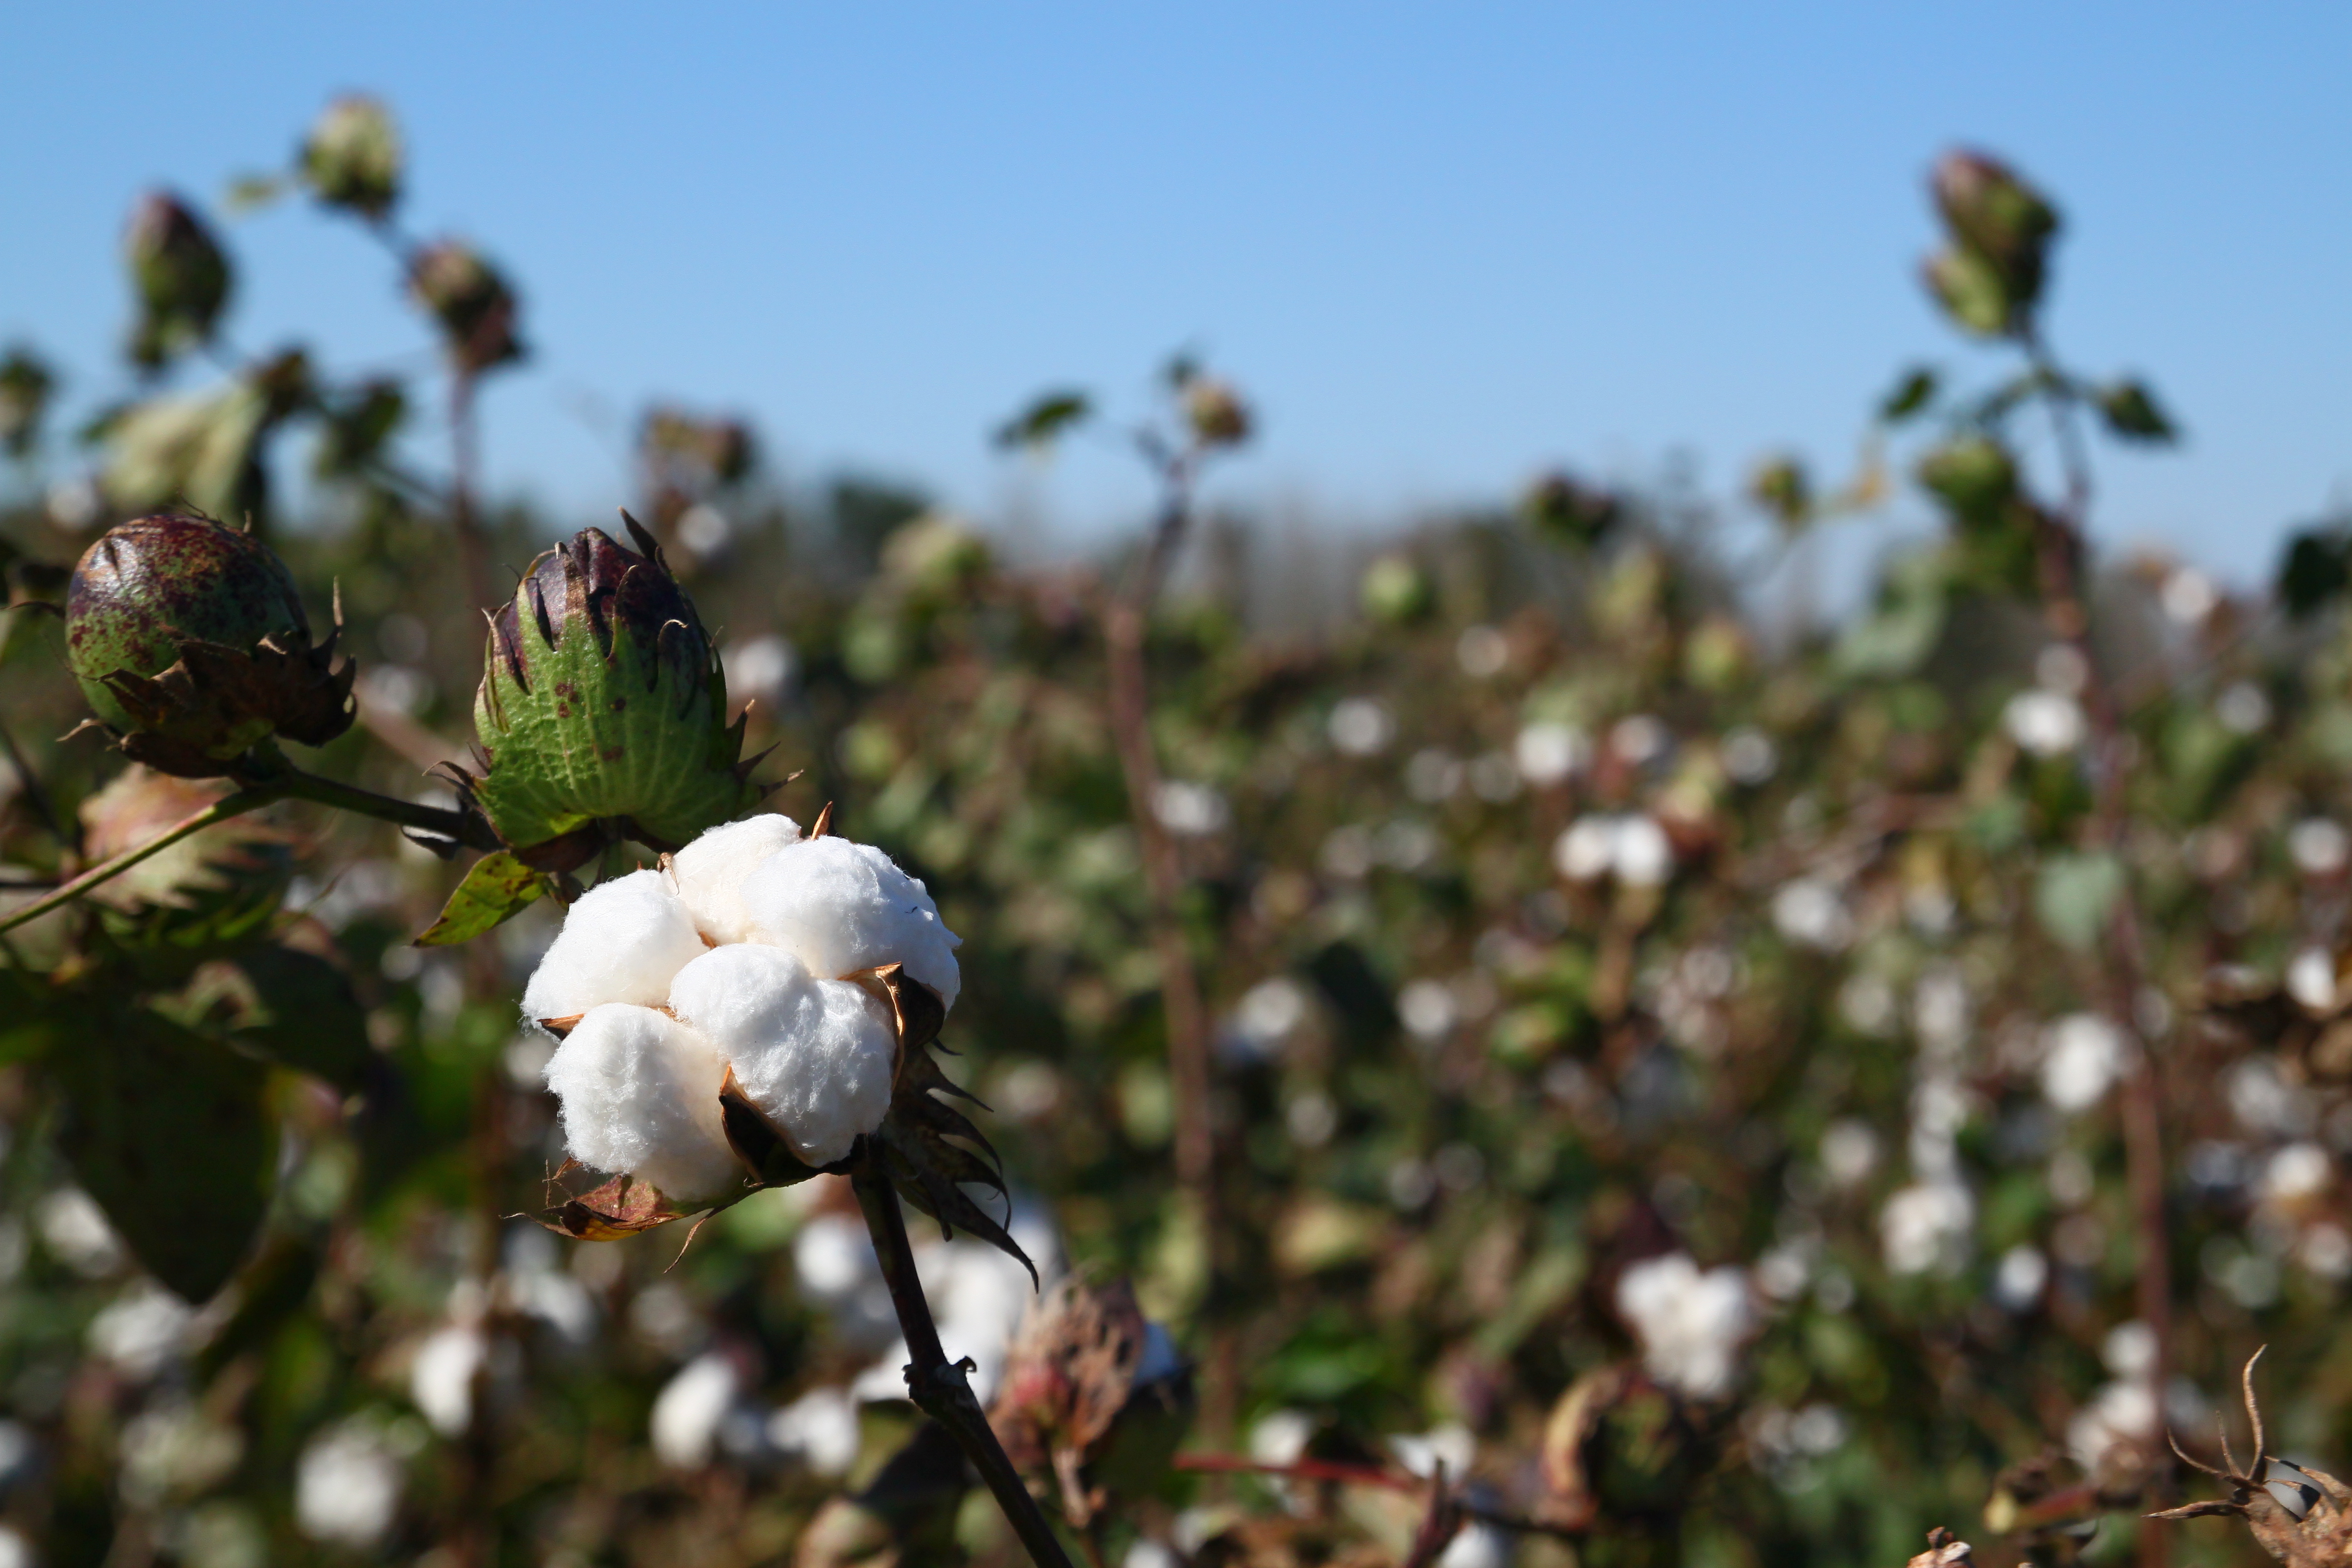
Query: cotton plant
[[523, 806, 1081, 1565]]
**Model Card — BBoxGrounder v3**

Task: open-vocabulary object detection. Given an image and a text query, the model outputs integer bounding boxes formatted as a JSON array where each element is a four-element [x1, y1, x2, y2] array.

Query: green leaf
[[2280, 528, 2352, 619], [51, 1005, 273, 1301], [1878, 365, 1938, 423], [221, 174, 287, 215], [415, 851, 547, 946], [160, 946, 371, 1089], [2097, 379, 2176, 443], [991, 390, 1092, 450], [2034, 852, 2124, 953]]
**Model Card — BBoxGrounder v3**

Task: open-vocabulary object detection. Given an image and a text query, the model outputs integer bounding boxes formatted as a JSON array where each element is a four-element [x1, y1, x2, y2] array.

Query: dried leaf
[[537, 1170, 699, 1240]]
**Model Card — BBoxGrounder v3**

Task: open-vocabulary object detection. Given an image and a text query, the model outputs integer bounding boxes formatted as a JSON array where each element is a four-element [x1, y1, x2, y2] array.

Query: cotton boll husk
[[670, 814, 802, 943], [541, 1004, 741, 1203], [740, 837, 962, 1009], [667, 944, 898, 1166], [521, 868, 708, 1024]]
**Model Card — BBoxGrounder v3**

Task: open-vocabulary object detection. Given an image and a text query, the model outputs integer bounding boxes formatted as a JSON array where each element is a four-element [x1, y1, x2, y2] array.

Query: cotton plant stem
[[849, 1144, 1078, 1568], [0, 787, 283, 935], [265, 759, 498, 848], [1102, 470, 1229, 1430], [2024, 330, 2172, 1567]]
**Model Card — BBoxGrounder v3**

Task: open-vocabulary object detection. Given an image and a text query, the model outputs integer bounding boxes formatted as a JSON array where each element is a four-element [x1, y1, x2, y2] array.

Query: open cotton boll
[[668, 943, 898, 1166], [542, 1004, 742, 1202], [670, 814, 802, 943], [521, 868, 708, 1025], [740, 836, 962, 1009]]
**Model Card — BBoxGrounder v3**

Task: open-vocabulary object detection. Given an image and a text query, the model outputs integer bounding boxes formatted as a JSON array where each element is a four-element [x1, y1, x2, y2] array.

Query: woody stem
[[849, 1141, 1078, 1568]]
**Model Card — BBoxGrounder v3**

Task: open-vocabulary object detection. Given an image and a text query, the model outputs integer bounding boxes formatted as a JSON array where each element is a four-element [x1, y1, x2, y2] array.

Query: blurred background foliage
[[0, 96, 2348, 1568]]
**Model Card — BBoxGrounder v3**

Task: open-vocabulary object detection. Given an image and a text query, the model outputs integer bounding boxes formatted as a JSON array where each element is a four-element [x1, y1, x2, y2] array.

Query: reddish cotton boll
[[669, 813, 804, 944], [521, 869, 708, 1024], [667, 943, 898, 1167], [541, 1004, 739, 1204]]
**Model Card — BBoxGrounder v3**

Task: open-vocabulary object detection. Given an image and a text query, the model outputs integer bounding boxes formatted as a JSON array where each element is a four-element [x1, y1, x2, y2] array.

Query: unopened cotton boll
[[521, 869, 708, 1023], [668, 944, 898, 1166], [541, 1004, 741, 1202], [739, 836, 962, 1009], [670, 814, 802, 943]]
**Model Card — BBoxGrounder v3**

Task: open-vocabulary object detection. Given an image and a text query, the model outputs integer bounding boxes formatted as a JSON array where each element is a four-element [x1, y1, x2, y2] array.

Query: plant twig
[[1101, 448, 1227, 1422], [2023, 326, 2171, 1568], [849, 1141, 1077, 1568], [255, 753, 497, 849], [0, 785, 283, 935]]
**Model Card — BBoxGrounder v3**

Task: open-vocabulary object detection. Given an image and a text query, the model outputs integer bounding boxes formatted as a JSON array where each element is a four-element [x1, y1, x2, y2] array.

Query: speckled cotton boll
[[739, 837, 962, 1009], [521, 869, 708, 1024], [667, 943, 898, 1166], [542, 1004, 742, 1203], [670, 814, 802, 944]]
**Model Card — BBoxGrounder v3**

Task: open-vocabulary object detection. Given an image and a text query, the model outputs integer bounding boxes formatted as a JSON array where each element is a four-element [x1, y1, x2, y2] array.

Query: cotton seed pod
[[300, 96, 402, 219], [1182, 377, 1252, 447], [407, 240, 522, 374], [65, 513, 355, 776], [1931, 151, 2058, 280], [990, 1277, 1193, 1527], [1522, 470, 1622, 549], [1534, 1363, 1715, 1532], [1916, 436, 2021, 530], [449, 519, 761, 867], [124, 191, 231, 369], [1925, 151, 2058, 335]]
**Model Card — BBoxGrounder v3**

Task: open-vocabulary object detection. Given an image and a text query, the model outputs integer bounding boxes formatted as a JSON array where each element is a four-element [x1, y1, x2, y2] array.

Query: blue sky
[[5, 3, 2348, 584]]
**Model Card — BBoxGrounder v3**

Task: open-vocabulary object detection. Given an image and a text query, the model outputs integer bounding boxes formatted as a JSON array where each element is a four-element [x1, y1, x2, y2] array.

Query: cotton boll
[[740, 837, 962, 1009], [668, 944, 898, 1166], [541, 1004, 741, 1202], [671, 815, 802, 943], [411, 1324, 486, 1436], [521, 869, 708, 1024], [651, 1352, 739, 1469], [295, 1421, 402, 1547]]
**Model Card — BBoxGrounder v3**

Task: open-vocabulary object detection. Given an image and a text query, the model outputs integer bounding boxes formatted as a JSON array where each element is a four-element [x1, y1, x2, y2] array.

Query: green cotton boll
[[300, 96, 401, 219], [460, 521, 762, 856], [123, 191, 231, 369]]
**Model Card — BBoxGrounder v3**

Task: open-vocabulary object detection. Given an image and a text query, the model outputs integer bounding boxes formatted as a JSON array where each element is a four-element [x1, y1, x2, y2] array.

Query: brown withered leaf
[[1535, 1361, 1713, 1531], [537, 1167, 699, 1240], [1907, 1528, 1973, 1568]]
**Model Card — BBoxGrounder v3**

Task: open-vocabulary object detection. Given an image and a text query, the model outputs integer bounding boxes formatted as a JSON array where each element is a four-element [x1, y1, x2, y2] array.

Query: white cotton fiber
[[667, 943, 898, 1166], [521, 869, 709, 1024], [739, 836, 962, 1009], [542, 1004, 742, 1203], [670, 814, 802, 944]]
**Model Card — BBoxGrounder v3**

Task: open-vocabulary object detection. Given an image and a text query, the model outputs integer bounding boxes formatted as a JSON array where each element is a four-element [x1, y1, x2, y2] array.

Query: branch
[[849, 1141, 1077, 1568], [0, 785, 283, 936], [2022, 324, 2173, 1568], [258, 756, 497, 849], [1100, 453, 1225, 1421]]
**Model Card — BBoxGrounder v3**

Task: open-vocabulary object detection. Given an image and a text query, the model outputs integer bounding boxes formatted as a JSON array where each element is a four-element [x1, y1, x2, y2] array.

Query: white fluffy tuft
[[521, 869, 708, 1024], [667, 943, 898, 1167], [739, 837, 962, 1009], [670, 814, 802, 944], [541, 1004, 741, 1203]]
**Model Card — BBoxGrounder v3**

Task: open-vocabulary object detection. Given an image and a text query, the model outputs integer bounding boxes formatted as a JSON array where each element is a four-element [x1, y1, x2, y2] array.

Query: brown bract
[[987, 1276, 1149, 1526], [100, 622, 356, 778], [2148, 1349, 2352, 1568]]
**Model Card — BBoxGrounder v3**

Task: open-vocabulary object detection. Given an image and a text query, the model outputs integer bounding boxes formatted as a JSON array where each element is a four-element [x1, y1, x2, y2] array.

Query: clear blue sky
[[6, 2, 2347, 584]]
